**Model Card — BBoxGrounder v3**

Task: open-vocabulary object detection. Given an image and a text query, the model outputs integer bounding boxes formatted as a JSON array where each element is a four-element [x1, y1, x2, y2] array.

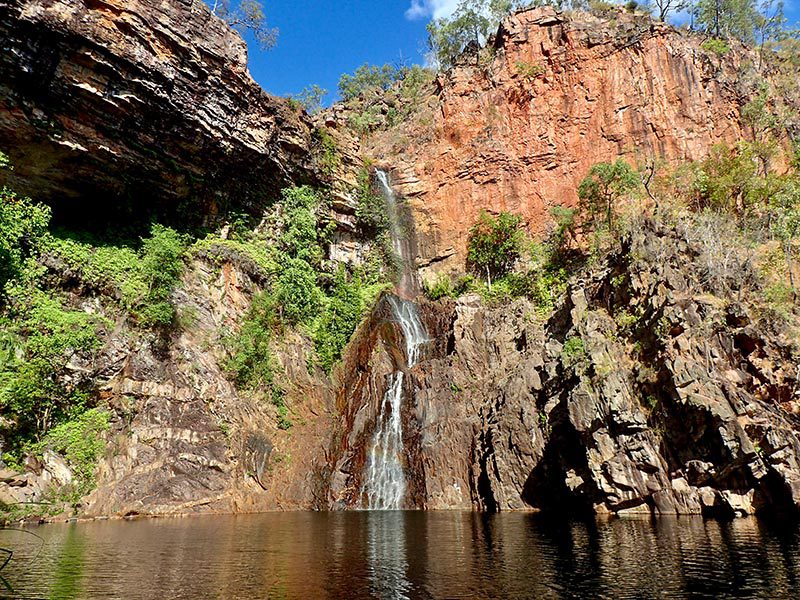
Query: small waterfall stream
[[362, 170, 428, 510]]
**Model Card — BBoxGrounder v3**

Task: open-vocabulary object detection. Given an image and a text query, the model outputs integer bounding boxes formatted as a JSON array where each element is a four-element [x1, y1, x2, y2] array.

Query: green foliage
[[213, 0, 278, 50], [0, 151, 11, 171], [273, 257, 324, 325], [427, 0, 522, 69], [467, 210, 525, 285], [0, 190, 50, 299], [223, 290, 277, 391], [338, 63, 402, 102], [136, 225, 187, 326], [316, 127, 340, 178], [515, 61, 544, 80], [291, 84, 328, 114], [355, 168, 390, 235], [693, 0, 758, 43], [0, 292, 102, 456], [578, 159, 640, 231], [549, 205, 578, 253], [46, 225, 187, 327], [423, 274, 457, 301], [701, 37, 732, 55], [31, 409, 110, 501], [313, 266, 366, 373], [561, 336, 587, 368]]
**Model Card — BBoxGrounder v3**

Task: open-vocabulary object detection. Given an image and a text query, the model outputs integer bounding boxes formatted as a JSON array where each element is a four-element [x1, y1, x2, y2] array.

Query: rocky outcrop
[[327, 218, 800, 517], [0, 248, 334, 517], [0, 0, 319, 226], [364, 7, 756, 275]]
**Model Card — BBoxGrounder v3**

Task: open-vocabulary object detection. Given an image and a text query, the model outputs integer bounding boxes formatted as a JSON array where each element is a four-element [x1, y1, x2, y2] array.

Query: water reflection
[[2, 512, 800, 599]]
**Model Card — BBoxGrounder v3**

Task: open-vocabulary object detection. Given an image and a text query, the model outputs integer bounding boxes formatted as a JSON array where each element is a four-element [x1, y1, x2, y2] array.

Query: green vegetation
[[338, 64, 403, 102], [1, 161, 108, 469], [291, 84, 328, 114], [337, 64, 435, 136], [701, 37, 732, 55], [316, 127, 340, 178], [211, 0, 278, 50], [467, 210, 525, 287], [46, 225, 188, 327], [515, 61, 544, 80], [578, 159, 640, 231], [427, 0, 525, 69], [561, 336, 587, 369], [32, 409, 110, 503]]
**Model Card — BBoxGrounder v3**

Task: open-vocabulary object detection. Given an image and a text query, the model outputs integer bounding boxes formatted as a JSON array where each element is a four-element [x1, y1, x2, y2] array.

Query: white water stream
[[362, 171, 428, 510]]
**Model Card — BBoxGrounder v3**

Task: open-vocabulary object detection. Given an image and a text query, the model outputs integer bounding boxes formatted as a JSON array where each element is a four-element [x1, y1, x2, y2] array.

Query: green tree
[[693, 0, 758, 42], [467, 210, 525, 287], [0, 190, 50, 299], [211, 0, 278, 50], [338, 64, 401, 102], [314, 266, 365, 373], [291, 84, 328, 114], [652, 0, 688, 21], [427, 0, 525, 69], [578, 160, 639, 230]]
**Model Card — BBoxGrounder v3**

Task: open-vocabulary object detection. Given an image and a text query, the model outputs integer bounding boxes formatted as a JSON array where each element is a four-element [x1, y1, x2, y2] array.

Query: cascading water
[[362, 170, 428, 510]]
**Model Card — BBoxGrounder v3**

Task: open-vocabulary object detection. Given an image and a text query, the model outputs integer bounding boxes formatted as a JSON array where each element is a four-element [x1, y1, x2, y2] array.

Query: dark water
[[1, 512, 800, 599]]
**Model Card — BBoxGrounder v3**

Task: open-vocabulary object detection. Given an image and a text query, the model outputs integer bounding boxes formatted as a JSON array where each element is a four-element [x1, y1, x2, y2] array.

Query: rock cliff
[[0, 0, 318, 226], [361, 7, 755, 275], [327, 216, 800, 517]]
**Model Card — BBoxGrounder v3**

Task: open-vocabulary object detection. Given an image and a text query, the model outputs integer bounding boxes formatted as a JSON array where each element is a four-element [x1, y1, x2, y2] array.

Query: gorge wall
[[328, 217, 800, 517], [362, 7, 754, 276], [0, 1, 798, 520], [0, 0, 318, 226]]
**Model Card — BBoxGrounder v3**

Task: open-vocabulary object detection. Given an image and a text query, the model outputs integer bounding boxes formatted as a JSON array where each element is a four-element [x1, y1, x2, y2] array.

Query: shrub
[[223, 291, 277, 391], [701, 38, 731, 56], [423, 274, 456, 301], [355, 168, 390, 235], [291, 84, 328, 114], [0, 189, 50, 299], [561, 336, 587, 368], [31, 409, 110, 501], [135, 225, 187, 327], [0, 292, 102, 455], [338, 64, 401, 102], [273, 257, 324, 325], [313, 267, 365, 373], [578, 160, 640, 231], [467, 210, 525, 287], [515, 61, 544, 80]]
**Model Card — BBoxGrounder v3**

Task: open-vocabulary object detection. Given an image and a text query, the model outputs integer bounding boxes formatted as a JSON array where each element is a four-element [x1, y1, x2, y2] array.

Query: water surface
[[2, 512, 799, 599]]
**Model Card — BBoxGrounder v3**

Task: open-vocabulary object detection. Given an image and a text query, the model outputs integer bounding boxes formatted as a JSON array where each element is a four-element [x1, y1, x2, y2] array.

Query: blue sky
[[234, 0, 443, 102], [218, 0, 799, 103]]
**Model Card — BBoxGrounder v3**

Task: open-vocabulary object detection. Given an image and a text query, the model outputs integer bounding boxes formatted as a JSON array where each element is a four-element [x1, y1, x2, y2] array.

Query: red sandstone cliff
[[362, 7, 754, 276]]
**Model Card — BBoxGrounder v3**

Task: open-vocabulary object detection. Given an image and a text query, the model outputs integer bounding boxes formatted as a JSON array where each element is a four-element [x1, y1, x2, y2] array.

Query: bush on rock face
[[467, 210, 525, 287]]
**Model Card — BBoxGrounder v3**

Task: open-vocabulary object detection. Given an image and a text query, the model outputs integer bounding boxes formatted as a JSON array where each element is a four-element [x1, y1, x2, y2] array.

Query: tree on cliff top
[[211, 0, 278, 50], [427, 0, 528, 68]]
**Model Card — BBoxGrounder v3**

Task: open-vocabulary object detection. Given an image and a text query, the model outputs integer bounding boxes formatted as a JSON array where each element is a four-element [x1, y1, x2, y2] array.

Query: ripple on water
[[2, 513, 800, 599]]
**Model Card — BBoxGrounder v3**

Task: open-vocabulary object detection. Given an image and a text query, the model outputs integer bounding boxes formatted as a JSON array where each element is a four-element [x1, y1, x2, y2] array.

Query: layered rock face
[[328, 219, 800, 517], [367, 7, 751, 275], [0, 248, 335, 516], [0, 0, 317, 225]]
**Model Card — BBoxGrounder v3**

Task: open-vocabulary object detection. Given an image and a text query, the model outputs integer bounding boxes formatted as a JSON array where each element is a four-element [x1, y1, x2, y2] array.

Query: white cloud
[[405, 0, 461, 21]]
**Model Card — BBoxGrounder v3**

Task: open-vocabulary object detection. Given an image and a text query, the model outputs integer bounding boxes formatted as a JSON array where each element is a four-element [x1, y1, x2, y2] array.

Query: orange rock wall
[[379, 8, 751, 276]]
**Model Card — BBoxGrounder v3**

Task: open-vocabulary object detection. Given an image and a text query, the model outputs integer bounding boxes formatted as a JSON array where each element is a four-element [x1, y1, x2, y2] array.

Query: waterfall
[[374, 170, 418, 298], [362, 170, 428, 510]]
